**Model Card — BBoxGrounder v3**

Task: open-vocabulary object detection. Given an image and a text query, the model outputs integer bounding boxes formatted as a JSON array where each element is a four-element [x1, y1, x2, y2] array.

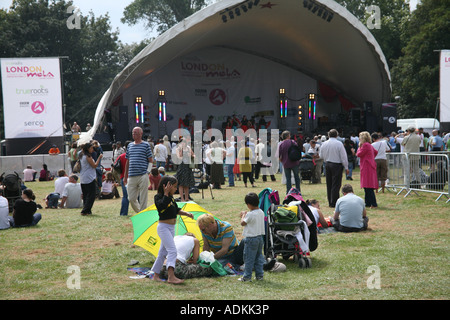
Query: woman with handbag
[[356, 132, 378, 208]]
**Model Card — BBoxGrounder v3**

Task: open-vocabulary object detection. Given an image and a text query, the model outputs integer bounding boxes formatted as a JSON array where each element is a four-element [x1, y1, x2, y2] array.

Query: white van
[[397, 118, 440, 135]]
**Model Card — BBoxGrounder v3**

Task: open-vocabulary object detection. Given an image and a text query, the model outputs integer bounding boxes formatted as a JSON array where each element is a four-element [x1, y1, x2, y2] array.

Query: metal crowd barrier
[[0, 154, 71, 180], [385, 152, 450, 203]]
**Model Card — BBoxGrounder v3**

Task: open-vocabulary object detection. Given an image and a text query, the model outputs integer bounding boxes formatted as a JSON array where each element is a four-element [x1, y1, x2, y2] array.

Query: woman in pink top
[[356, 131, 378, 208]]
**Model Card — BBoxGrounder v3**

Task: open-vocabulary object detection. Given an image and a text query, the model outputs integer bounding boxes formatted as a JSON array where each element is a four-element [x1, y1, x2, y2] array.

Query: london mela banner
[[440, 50, 450, 123], [0, 57, 63, 139]]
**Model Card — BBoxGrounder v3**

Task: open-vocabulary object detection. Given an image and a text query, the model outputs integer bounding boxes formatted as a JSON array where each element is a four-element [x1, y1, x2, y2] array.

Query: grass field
[[0, 169, 448, 300]]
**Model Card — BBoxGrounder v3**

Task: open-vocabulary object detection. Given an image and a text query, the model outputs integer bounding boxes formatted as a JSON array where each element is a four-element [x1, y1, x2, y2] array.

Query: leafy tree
[[121, 0, 209, 35], [334, 0, 411, 68], [391, 0, 450, 118]]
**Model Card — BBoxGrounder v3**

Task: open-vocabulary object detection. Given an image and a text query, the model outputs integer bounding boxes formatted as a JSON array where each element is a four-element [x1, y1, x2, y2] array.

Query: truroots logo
[[16, 85, 49, 95]]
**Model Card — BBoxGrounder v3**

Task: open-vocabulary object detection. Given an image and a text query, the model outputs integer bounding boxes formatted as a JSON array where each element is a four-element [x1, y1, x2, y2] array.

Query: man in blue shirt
[[332, 184, 368, 232], [430, 129, 444, 151], [124, 127, 153, 213]]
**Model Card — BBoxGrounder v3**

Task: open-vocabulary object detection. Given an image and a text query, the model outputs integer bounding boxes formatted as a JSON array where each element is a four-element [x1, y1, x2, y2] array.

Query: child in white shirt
[[239, 192, 266, 281]]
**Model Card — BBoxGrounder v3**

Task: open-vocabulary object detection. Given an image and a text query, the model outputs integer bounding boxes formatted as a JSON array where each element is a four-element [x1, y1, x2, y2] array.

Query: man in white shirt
[[153, 139, 168, 169], [23, 165, 37, 182], [372, 133, 391, 193], [59, 175, 83, 209], [254, 138, 265, 180], [319, 129, 349, 207], [225, 140, 236, 187], [46, 169, 69, 208]]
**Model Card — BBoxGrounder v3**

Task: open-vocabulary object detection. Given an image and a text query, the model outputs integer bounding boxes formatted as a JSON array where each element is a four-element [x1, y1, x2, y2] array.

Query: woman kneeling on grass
[[151, 176, 194, 284]]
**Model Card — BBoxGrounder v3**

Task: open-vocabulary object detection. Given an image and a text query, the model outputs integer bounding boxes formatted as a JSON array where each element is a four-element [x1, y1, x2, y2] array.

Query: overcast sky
[[0, 0, 420, 45]]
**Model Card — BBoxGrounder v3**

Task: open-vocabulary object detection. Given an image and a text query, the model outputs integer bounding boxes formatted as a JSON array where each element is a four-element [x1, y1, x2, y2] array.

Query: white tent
[[84, 0, 391, 142]]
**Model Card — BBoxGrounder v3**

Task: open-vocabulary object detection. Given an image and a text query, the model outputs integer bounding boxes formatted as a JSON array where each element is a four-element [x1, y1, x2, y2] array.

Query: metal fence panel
[[386, 152, 449, 203]]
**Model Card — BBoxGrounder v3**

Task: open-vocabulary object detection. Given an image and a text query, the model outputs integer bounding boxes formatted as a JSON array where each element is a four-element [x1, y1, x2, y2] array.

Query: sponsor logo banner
[[1, 58, 63, 139]]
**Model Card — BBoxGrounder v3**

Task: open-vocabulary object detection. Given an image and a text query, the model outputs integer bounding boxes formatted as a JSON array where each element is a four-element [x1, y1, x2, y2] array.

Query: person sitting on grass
[[9, 189, 41, 228], [149, 167, 162, 191], [332, 184, 369, 233], [59, 175, 83, 209], [100, 171, 120, 199]]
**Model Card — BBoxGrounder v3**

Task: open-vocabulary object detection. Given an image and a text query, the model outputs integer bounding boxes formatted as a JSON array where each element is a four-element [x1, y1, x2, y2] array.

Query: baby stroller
[[265, 189, 318, 268], [0, 172, 22, 213], [299, 154, 314, 183], [192, 168, 214, 200]]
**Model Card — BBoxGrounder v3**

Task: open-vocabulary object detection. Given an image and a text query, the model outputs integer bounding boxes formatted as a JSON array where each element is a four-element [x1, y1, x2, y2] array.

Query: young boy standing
[[239, 192, 266, 282]]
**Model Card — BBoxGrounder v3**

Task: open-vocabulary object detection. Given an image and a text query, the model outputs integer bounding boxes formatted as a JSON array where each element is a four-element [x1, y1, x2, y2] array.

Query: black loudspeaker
[[351, 109, 361, 126], [365, 114, 378, 133], [364, 101, 373, 114], [115, 106, 130, 144], [381, 103, 398, 135]]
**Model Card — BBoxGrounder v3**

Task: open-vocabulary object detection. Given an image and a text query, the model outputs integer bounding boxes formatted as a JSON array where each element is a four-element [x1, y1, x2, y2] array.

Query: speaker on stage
[[364, 101, 373, 114], [351, 109, 361, 127], [115, 106, 130, 144], [381, 103, 398, 134]]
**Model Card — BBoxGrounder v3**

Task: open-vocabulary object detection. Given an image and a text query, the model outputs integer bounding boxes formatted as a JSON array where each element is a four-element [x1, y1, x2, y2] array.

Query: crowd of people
[[2, 119, 449, 285]]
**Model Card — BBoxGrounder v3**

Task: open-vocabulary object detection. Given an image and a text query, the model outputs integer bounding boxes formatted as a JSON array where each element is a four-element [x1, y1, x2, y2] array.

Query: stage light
[[158, 90, 167, 122], [279, 89, 287, 118], [308, 93, 316, 120], [135, 96, 143, 124]]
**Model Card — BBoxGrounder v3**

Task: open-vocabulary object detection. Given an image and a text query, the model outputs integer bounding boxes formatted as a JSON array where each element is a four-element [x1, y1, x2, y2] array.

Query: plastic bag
[[197, 251, 228, 276]]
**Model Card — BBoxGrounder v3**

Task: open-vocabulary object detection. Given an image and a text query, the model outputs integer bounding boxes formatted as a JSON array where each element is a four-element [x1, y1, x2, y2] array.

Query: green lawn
[[0, 169, 448, 300]]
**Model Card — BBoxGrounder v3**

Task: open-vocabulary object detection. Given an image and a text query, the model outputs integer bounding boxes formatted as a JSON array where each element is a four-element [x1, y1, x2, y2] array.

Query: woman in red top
[[356, 131, 378, 208]]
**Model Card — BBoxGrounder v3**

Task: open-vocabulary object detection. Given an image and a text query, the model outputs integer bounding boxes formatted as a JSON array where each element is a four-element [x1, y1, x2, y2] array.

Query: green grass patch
[[0, 169, 448, 300]]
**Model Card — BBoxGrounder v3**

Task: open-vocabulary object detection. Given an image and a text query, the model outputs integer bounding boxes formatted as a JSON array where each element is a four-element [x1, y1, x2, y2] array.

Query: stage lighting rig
[[158, 90, 167, 122], [135, 96, 143, 124], [302, 0, 334, 22], [308, 93, 316, 120], [279, 89, 288, 118], [298, 105, 304, 130]]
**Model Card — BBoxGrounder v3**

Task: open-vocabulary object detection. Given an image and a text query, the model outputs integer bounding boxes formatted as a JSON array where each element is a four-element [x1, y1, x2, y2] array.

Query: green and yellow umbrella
[[131, 201, 218, 257]]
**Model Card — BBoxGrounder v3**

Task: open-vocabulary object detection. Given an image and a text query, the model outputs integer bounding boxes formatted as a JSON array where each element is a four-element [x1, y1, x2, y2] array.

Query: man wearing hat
[[401, 126, 421, 184]]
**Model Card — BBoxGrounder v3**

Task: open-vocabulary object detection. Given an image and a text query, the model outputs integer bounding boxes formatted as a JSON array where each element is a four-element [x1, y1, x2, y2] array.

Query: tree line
[[0, 0, 448, 140]]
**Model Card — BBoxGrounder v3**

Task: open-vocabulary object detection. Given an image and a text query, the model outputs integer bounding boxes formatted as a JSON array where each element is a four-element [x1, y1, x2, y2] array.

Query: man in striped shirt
[[124, 127, 153, 213], [197, 214, 242, 266]]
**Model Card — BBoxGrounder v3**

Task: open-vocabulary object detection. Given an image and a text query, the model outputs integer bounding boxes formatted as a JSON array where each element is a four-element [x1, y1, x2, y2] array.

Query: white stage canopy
[[86, 0, 391, 141]]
